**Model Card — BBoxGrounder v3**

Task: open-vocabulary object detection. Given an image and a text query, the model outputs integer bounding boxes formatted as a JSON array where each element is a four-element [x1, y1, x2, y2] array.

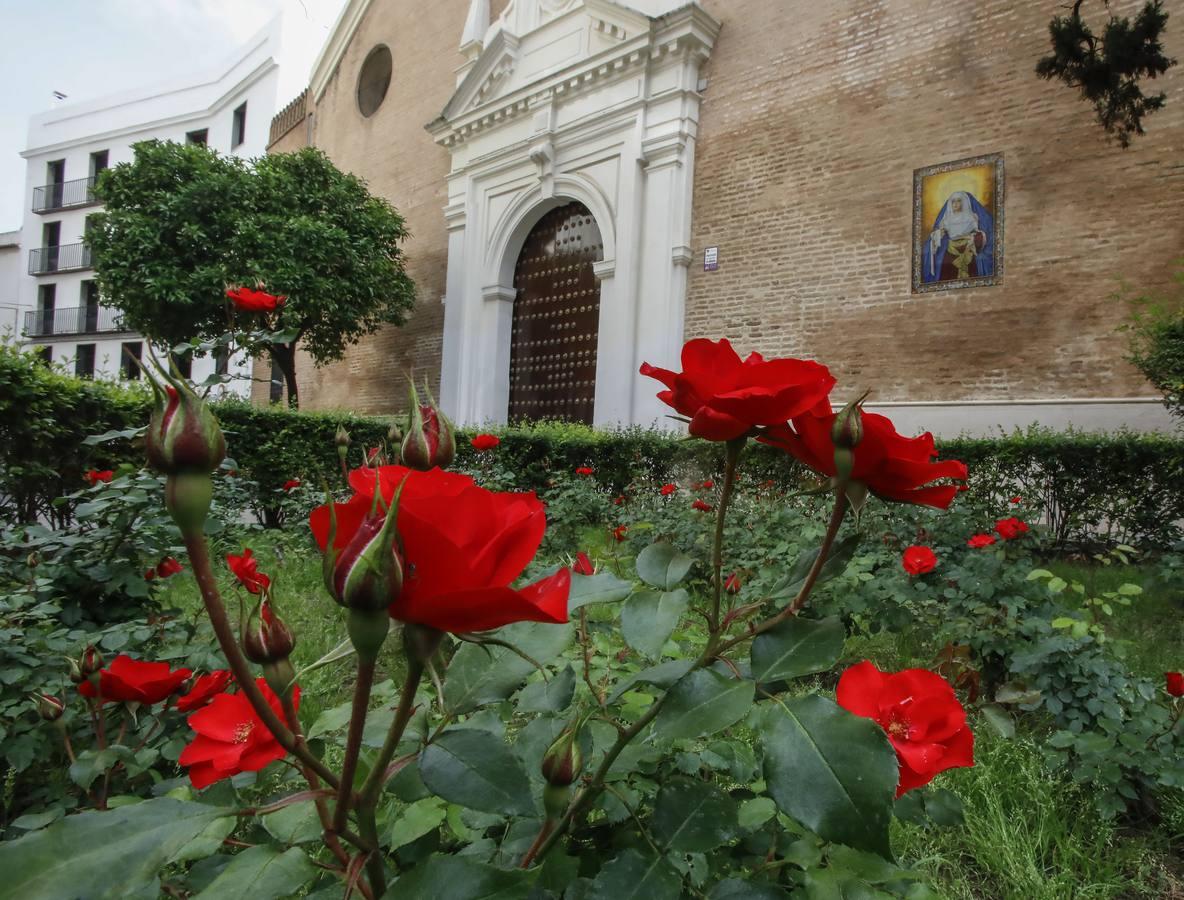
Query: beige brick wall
[[686, 0, 1183, 402], [277, 0, 1182, 413]]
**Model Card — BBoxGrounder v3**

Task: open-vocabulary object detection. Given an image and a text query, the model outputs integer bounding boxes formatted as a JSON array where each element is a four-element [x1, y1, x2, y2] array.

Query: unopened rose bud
[[242, 598, 296, 665], [26, 552, 39, 569], [724, 572, 742, 594], [401, 381, 455, 471], [34, 692, 64, 722], [387, 418, 403, 448], [66, 657, 84, 684], [145, 362, 227, 476], [541, 721, 585, 789], [335, 425, 351, 463], [80, 645, 103, 678], [830, 396, 865, 451]]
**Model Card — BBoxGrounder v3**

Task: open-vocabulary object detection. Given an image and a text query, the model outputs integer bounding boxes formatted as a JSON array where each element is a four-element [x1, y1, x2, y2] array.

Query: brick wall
[[685, 0, 1184, 402]]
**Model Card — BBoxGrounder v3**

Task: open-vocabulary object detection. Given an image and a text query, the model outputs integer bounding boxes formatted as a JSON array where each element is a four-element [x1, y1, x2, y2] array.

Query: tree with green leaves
[[1036, 0, 1175, 147], [86, 141, 416, 407]]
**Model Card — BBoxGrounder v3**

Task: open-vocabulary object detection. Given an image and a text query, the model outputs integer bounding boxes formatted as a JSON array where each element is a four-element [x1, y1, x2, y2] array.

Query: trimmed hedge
[[2, 344, 1181, 548]]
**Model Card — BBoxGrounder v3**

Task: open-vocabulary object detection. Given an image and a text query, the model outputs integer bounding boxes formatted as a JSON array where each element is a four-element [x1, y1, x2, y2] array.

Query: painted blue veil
[[921, 193, 994, 283]]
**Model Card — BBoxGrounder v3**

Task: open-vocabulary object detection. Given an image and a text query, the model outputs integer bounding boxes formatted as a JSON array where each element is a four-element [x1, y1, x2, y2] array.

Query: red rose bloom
[[282, 479, 301, 492], [84, 469, 114, 486], [157, 556, 184, 578], [226, 286, 285, 313], [575, 467, 594, 476], [612, 525, 628, 542], [572, 551, 595, 576], [613, 495, 626, 506], [144, 568, 156, 581], [994, 517, 1029, 541], [640, 338, 835, 441], [180, 678, 296, 789], [837, 660, 974, 797], [310, 466, 569, 633], [471, 433, 500, 452], [660, 483, 677, 496], [902, 545, 937, 576], [79, 655, 193, 705], [724, 572, 742, 594], [698, 480, 714, 490], [1009, 496, 1022, 505], [762, 402, 967, 509], [692, 499, 713, 512], [227, 548, 271, 594], [966, 533, 996, 549], [176, 670, 234, 713], [1166, 672, 1184, 697]]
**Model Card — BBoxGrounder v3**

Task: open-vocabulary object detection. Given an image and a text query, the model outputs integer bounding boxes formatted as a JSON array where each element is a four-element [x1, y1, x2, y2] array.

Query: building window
[[357, 46, 393, 118], [75, 344, 96, 379], [89, 150, 109, 177], [214, 346, 230, 377], [46, 159, 65, 209], [37, 284, 56, 335], [172, 351, 193, 379], [231, 103, 247, 148], [34, 346, 52, 366], [121, 342, 142, 380], [186, 128, 208, 145], [81, 280, 99, 332], [269, 360, 284, 403]]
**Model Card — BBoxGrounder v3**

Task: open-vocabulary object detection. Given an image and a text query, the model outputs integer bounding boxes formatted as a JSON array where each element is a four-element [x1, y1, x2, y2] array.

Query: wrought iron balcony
[[23, 305, 126, 338], [32, 176, 98, 213], [28, 242, 92, 275]]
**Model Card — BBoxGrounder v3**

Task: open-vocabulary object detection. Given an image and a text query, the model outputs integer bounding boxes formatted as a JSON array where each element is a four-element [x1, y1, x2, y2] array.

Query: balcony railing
[[23, 305, 126, 338], [32, 176, 98, 213], [28, 242, 92, 275]]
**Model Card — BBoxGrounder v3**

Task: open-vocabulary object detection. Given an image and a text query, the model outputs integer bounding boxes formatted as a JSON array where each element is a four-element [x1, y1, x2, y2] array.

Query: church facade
[[263, 0, 1182, 434]]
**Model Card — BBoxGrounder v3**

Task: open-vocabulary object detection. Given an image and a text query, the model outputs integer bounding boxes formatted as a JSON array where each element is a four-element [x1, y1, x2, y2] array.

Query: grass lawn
[[161, 533, 1184, 899]]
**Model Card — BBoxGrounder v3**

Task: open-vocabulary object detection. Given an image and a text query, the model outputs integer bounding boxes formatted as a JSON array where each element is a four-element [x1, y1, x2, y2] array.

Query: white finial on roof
[[461, 0, 490, 53]]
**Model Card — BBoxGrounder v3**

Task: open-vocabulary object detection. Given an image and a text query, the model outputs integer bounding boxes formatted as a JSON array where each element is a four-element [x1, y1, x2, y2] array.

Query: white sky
[[0, 0, 349, 231]]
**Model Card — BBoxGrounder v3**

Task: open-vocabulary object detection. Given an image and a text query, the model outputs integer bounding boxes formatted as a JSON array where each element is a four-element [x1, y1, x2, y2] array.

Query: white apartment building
[[16, 22, 283, 393], [0, 230, 20, 339]]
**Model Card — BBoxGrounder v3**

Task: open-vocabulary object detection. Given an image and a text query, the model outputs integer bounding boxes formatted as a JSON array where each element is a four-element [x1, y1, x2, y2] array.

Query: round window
[[357, 45, 392, 118]]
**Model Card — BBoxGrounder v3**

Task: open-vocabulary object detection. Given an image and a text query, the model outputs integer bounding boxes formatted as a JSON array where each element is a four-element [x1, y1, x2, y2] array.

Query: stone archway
[[507, 202, 603, 423]]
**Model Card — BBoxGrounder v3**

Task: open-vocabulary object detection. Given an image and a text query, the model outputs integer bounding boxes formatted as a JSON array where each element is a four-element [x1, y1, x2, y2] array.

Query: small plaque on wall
[[704, 246, 719, 271]]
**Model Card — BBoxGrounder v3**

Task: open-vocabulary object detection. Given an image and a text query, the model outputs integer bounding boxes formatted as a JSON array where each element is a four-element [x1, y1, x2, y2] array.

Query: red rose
[[612, 525, 628, 542], [157, 557, 184, 578], [613, 495, 626, 506], [310, 466, 569, 633], [698, 480, 714, 490], [837, 660, 974, 797], [966, 533, 996, 549], [471, 433, 500, 452], [282, 479, 301, 492], [724, 572, 742, 594], [78, 655, 192, 705], [575, 467, 594, 476], [660, 483, 677, 496], [179, 678, 296, 789], [902, 545, 937, 576], [1166, 672, 1184, 697], [84, 469, 114, 486], [993, 517, 1029, 541], [176, 670, 233, 713], [572, 551, 595, 576], [762, 402, 967, 509], [692, 499, 713, 512], [144, 568, 156, 581], [226, 286, 285, 312], [227, 548, 271, 594], [1009, 496, 1022, 505], [640, 338, 835, 441]]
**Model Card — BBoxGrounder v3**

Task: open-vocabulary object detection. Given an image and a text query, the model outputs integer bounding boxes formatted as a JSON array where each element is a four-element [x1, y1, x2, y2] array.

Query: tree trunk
[[271, 343, 300, 410]]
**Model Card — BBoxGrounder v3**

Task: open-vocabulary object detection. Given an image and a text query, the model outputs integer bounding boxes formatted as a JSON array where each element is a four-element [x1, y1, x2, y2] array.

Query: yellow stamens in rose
[[233, 722, 254, 744]]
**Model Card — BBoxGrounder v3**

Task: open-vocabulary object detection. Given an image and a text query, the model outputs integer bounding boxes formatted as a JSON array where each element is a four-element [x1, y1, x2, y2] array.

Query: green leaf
[[419, 728, 535, 816], [923, 789, 965, 827], [1026, 569, 1054, 581], [635, 542, 694, 590], [587, 849, 683, 900], [308, 679, 398, 738], [650, 778, 739, 852], [1046, 576, 1068, 593], [652, 669, 754, 741], [761, 695, 897, 859], [444, 620, 573, 714], [1050, 617, 1078, 630], [710, 878, 789, 899], [771, 533, 861, 602], [621, 590, 688, 659], [980, 704, 1015, 739], [738, 796, 777, 831], [607, 659, 694, 704], [195, 846, 316, 899], [1117, 583, 1143, 596], [516, 664, 576, 713], [388, 797, 448, 850], [569, 572, 633, 610], [384, 854, 533, 898], [263, 799, 323, 845], [750, 616, 845, 682], [0, 798, 233, 899]]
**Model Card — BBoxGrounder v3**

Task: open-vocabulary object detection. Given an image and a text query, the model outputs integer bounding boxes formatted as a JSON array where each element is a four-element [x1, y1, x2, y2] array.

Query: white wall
[[0, 238, 20, 339]]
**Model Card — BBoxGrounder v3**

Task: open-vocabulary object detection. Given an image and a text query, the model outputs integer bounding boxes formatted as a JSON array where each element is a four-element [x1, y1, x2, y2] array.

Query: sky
[[0, 0, 349, 231]]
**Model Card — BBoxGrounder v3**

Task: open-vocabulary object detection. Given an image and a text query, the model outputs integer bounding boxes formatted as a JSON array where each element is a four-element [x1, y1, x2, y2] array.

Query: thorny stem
[[93, 699, 108, 750], [518, 819, 555, 869], [710, 439, 745, 634], [333, 659, 377, 832], [358, 659, 425, 808], [181, 530, 340, 789], [60, 727, 76, 764], [579, 609, 605, 707], [358, 806, 386, 896]]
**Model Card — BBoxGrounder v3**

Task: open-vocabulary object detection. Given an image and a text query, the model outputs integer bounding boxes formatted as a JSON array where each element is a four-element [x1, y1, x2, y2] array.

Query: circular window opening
[[357, 45, 392, 118]]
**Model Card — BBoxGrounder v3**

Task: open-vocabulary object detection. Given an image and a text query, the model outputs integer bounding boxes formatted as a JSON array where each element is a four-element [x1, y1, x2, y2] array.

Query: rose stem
[[332, 658, 376, 832], [357, 658, 424, 809], [709, 438, 745, 635]]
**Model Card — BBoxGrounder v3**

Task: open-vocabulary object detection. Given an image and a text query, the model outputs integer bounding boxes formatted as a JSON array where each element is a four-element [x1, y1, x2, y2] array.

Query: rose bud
[[724, 572, 742, 594], [34, 692, 64, 722], [242, 598, 296, 665], [540, 721, 585, 788], [145, 361, 226, 476], [80, 645, 104, 679], [1167, 672, 1184, 698], [387, 419, 403, 455], [830, 393, 867, 451], [66, 656, 84, 684], [335, 424, 351, 462], [401, 380, 456, 471]]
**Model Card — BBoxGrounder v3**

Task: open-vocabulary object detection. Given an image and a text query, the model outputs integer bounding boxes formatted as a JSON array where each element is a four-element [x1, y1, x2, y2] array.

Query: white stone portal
[[431, 0, 719, 427]]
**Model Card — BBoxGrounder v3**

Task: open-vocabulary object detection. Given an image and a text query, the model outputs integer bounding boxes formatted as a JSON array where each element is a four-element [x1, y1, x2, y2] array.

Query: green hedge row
[[2, 344, 1181, 548]]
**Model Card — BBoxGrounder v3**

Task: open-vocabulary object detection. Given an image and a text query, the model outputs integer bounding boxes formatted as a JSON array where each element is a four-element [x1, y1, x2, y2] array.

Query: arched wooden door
[[508, 202, 603, 423]]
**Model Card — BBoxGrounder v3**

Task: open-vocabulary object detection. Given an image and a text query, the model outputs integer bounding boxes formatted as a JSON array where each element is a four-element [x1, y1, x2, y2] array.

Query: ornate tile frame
[[911, 152, 1005, 294]]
